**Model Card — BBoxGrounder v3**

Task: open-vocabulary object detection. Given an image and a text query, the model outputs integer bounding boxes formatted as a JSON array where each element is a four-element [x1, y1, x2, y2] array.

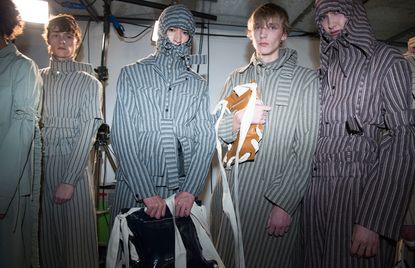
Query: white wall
[[15, 21, 320, 193]]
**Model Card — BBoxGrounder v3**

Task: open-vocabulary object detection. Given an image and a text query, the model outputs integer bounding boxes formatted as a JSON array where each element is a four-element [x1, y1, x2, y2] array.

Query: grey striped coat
[[303, 1, 415, 267], [210, 48, 319, 268], [40, 59, 102, 268], [404, 54, 415, 226], [110, 50, 215, 216]]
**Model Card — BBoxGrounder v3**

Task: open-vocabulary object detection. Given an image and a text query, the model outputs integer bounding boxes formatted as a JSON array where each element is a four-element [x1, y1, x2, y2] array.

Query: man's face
[[166, 27, 190, 45], [48, 26, 78, 60], [250, 18, 287, 63], [320, 11, 348, 39]]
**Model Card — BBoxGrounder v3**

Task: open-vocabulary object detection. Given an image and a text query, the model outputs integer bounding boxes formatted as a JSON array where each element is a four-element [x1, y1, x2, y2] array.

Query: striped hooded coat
[[210, 48, 319, 268], [303, 0, 415, 267], [110, 4, 215, 215]]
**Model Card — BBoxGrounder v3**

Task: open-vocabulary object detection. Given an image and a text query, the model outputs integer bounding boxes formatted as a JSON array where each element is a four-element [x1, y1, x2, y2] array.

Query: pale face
[[166, 27, 190, 45], [320, 11, 348, 39], [250, 18, 287, 63], [48, 27, 78, 60]]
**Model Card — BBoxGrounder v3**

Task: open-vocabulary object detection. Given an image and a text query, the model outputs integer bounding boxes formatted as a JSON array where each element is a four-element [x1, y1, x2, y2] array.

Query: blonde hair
[[247, 3, 290, 39]]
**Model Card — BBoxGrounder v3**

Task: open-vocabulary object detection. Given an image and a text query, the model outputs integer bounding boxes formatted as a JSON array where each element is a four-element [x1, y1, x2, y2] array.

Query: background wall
[[15, 21, 320, 205]]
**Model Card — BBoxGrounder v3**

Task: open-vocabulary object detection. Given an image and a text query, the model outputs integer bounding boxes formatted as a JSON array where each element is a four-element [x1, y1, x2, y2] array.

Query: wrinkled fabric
[[0, 42, 42, 268], [210, 48, 319, 268], [40, 59, 102, 268], [110, 4, 215, 217], [303, 1, 415, 267]]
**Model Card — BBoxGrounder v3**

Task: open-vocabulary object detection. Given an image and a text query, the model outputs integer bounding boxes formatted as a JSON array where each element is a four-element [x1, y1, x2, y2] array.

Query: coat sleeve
[[111, 68, 157, 199], [356, 59, 415, 240], [62, 77, 103, 185], [264, 75, 320, 215], [180, 84, 216, 196], [0, 59, 42, 214], [217, 75, 239, 144]]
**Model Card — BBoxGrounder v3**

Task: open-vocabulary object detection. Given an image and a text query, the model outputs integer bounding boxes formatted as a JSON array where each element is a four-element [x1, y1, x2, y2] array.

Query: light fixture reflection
[[13, 0, 49, 24], [151, 20, 159, 42]]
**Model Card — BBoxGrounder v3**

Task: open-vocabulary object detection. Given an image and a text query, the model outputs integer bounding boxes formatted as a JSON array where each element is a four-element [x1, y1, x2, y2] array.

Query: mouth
[[330, 30, 341, 37], [258, 42, 268, 47]]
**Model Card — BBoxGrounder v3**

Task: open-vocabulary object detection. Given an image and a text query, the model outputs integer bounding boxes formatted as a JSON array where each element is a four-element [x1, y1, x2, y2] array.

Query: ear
[[282, 32, 288, 41]]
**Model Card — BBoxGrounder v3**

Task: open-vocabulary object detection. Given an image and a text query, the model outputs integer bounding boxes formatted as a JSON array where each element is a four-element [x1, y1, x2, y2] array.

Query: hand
[[0, 214, 5, 220], [351, 224, 379, 257], [143, 195, 166, 219], [408, 36, 415, 54], [401, 225, 415, 250], [233, 99, 272, 131], [266, 205, 292, 237], [54, 183, 75, 204], [175, 192, 195, 217]]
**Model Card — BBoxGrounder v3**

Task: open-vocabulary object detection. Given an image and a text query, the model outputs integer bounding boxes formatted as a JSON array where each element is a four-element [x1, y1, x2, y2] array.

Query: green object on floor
[[97, 193, 109, 245]]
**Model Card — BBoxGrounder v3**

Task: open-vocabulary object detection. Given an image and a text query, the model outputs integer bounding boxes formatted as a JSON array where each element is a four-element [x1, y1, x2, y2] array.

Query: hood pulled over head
[[315, 0, 375, 76], [156, 4, 195, 57]]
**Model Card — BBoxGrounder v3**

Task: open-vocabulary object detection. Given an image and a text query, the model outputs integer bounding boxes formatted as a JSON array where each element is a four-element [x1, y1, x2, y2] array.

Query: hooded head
[[315, 0, 375, 75], [156, 4, 195, 56]]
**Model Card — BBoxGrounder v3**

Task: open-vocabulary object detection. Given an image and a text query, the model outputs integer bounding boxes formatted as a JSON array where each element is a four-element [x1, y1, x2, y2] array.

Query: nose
[[259, 27, 267, 38], [173, 31, 184, 44], [59, 36, 66, 44], [326, 14, 335, 29]]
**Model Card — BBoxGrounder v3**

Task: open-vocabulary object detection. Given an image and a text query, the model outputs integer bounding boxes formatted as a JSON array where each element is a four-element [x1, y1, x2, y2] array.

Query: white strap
[[213, 100, 243, 267], [106, 207, 141, 268], [165, 195, 187, 268], [213, 83, 258, 268]]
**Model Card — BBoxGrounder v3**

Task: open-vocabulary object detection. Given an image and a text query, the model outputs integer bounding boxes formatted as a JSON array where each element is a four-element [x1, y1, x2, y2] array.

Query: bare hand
[[401, 225, 415, 250], [351, 224, 379, 257], [175, 192, 195, 217], [266, 205, 292, 237], [233, 99, 272, 131], [54, 183, 75, 204], [0, 214, 5, 220], [143, 195, 166, 219], [408, 36, 415, 54]]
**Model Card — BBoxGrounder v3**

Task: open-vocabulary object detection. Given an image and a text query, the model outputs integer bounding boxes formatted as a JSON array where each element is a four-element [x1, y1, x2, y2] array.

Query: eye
[[167, 27, 176, 32], [268, 24, 278, 30], [318, 14, 327, 22], [253, 24, 261, 30], [182, 31, 189, 36], [65, 33, 74, 39]]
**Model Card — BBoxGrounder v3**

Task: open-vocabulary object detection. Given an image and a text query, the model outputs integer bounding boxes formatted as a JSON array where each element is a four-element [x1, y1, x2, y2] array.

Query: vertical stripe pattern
[[403, 54, 415, 225], [110, 50, 215, 217], [40, 59, 102, 268], [210, 48, 319, 268], [303, 1, 415, 267]]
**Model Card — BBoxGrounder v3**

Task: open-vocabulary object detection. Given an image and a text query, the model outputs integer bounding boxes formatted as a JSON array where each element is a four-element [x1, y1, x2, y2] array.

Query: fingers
[[175, 202, 191, 217], [350, 240, 378, 257], [175, 192, 194, 217], [266, 215, 290, 237], [144, 196, 166, 219], [350, 225, 379, 257]]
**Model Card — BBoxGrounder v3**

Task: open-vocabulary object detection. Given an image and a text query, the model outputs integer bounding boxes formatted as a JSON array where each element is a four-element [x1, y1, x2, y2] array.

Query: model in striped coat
[[303, 1, 415, 267], [40, 15, 102, 268], [401, 36, 415, 248], [111, 4, 215, 221], [210, 3, 319, 268]]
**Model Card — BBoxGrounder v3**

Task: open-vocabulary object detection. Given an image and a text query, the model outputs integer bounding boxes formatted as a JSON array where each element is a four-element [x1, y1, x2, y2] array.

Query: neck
[[257, 50, 280, 64]]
